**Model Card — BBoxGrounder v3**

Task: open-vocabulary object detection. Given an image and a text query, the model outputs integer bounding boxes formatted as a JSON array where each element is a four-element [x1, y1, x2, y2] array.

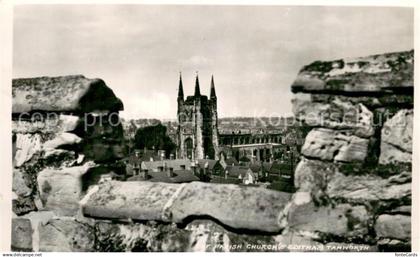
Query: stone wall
[[291, 50, 413, 251], [11, 50, 413, 252], [11, 75, 127, 251]]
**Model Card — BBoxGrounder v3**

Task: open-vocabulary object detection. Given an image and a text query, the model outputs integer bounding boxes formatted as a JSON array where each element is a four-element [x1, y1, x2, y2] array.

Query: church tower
[[177, 73, 219, 160]]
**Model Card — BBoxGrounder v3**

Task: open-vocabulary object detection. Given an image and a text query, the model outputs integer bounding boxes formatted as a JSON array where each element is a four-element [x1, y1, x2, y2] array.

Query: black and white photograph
[[1, 1, 417, 253]]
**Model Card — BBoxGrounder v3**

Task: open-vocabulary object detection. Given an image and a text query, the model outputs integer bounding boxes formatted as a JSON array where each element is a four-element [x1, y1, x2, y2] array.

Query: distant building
[[247, 160, 295, 192], [176, 73, 219, 160], [141, 159, 191, 172], [196, 159, 225, 177], [124, 149, 164, 176], [127, 169, 199, 183], [219, 154, 239, 169], [224, 166, 257, 185]]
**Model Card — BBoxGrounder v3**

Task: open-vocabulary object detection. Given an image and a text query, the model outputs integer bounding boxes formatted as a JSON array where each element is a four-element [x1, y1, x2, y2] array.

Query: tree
[[134, 124, 176, 158]]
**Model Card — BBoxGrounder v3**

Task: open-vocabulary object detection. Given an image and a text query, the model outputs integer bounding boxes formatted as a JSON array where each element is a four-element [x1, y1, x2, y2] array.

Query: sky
[[13, 5, 413, 119]]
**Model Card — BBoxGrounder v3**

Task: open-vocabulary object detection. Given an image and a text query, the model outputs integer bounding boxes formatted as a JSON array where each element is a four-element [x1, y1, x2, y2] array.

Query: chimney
[[191, 161, 197, 175], [159, 150, 166, 161], [140, 170, 148, 180], [167, 167, 174, 177], [204, 161, 209, 175]]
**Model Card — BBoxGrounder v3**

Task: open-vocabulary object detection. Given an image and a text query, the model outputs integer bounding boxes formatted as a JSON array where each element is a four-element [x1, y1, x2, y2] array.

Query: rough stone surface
[[82, 181, 291, 233], [293, 158, 336, 193], [377, 238, 411, 252], [293, 96, 374, 138], [388, 205, 411, 215], [381, 109, 413, 152], [326, 171, 411, 203], [169, 182, 291, 232], [274, 233, 324, 252], [12, 218, 33, 251], [288, 50, 413, 251], [10, 50, 414, 252], [12, 75, 123, 114], [12, 114, 81, 134], [301, 128, 369, 162], [310, 93, 413, 109], [288, 202, 369, 238], [39, 218, 95, 252], [13, 169, 32, 197], [94, 219, 377, 252], [379, 143, 412, 165], [82, 181, 180, 221], [291, 50, 413, 94], [37, 162, 96, 216], [20, 211, 55, 252], [95, 221, 193, 252], [14, 133, 42, 167], [379, 109, 413, 164], [375, 215, 411, 241], [43, 132, 82, 150]]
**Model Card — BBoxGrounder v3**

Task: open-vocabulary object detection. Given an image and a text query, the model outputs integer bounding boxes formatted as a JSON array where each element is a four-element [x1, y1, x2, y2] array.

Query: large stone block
[[38, 218, 95, 252], [293, 96, 374, 138], [288, 202, 369, 238], [81, 181, 291, 233], [11, 218, 33, 251], [375, 214, 410, 241], [12, 75, 123, 114], [81, 181, 180, 221], [381, 109, 413, 152], [327, 172, 411, 203], [291, 50, 413, 94], [379, 109, 413, 164], [301, 128, 369, 162], [169, 182, 291, 232], [37, 162, 96, 216]]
